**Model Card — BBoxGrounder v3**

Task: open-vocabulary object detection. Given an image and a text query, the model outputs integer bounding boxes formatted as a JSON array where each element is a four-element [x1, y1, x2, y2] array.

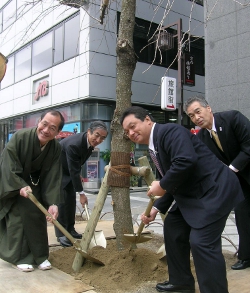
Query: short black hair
[[120, 106, 154, 125], [40, 110, 65, 131]]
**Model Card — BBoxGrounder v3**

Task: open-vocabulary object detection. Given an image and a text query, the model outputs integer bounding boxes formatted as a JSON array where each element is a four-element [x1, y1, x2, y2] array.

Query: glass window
[[15, 45, 31, 82], [32, 32, 53, 74], [17, 0, 33, 18], [1, 55, 14, 88], [3, 0, 16, 30], [0, 11, 2, 33], [64, 14, 80, 60], [54, 25, 63, 64]]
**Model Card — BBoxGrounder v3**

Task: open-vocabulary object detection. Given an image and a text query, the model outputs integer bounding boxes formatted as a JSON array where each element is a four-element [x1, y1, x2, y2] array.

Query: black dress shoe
[[70, 230, 82, 239], [58, 236, 73, 247], [231, 259, 250, 270], [156, 281, 195, 292]]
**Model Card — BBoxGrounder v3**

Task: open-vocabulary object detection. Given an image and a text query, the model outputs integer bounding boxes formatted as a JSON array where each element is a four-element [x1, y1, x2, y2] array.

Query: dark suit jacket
[[197, 110, 250, 185], [152, 123, 244, 229], [60, 132, 93, 192]]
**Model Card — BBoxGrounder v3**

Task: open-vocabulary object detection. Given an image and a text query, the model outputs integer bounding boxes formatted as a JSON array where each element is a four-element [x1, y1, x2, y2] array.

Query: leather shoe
[[70, 229, 82, 239], [231, 259, 250, 270], [58, 236, 73, 247], [156, 281, 195, 292]]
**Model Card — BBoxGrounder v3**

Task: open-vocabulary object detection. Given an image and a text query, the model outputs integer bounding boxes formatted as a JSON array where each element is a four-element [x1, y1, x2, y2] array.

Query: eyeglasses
[[40, 121, 58, 133], [93, 132, 106, 141]]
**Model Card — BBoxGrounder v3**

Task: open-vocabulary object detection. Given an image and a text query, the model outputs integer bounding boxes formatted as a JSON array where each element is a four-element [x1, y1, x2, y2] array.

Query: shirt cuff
[[229, 164, 239, 172], [153, 206, 161, 212]]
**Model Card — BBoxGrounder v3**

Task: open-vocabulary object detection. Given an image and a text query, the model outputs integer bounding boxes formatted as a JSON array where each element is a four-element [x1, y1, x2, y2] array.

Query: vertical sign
[[184, 53, 195, 86], [161, 76, 176, 111]]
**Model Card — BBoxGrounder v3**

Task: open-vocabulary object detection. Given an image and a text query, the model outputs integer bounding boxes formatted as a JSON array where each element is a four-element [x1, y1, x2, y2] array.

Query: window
[[3, 0, 16, 31], [1, 55, 14, 88], [118, 13, 205, 77], [54, 25, 64, 64], [0, 10, 2, 33], [15, 45, 31, 82], [64, 14, 80, 60], [32, 32, 53, 74]]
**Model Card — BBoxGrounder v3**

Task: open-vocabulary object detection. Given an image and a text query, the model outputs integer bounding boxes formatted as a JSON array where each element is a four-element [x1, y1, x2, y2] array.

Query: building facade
[[204, 1, 250, 117], [0, 0, 204, 180]]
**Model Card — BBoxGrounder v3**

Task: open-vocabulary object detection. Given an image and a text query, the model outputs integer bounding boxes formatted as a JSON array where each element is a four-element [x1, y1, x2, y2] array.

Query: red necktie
[[149, 149, 164, 177]]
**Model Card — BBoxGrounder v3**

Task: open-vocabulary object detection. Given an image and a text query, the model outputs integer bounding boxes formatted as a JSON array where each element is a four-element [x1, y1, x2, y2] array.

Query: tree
[[107, 0, 137, 250]]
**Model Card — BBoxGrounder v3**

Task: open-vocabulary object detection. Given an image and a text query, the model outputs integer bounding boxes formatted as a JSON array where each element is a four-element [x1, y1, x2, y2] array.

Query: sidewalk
[[0, 187, 248, 293]]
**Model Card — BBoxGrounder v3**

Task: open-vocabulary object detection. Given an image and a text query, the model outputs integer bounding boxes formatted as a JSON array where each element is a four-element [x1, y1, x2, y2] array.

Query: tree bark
[[108, 0, 137, 250]]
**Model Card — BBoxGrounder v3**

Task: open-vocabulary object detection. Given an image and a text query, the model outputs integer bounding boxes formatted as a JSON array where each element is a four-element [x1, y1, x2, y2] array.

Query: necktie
[[211, 130, 223, 152], [149, 149, 164, 177]]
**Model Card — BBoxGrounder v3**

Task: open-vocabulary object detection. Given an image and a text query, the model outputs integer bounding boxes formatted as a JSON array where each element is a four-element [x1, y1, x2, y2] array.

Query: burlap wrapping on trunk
[[107, 152, 130, 187]]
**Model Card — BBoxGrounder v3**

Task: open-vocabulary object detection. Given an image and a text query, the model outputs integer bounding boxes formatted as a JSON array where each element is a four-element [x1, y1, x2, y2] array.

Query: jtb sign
[[34, 80, 49, 101], [161, 77, 176, 111]]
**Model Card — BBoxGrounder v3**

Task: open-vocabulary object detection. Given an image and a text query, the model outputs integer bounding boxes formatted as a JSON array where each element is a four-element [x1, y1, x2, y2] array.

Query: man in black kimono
[[0, 110, 65, 272], [184, 96, 250, 270], [55, 120, 108, 247]]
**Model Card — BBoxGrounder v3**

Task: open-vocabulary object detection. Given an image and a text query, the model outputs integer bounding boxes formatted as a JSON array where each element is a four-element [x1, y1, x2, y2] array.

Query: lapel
[[214, 114, 230, 161]]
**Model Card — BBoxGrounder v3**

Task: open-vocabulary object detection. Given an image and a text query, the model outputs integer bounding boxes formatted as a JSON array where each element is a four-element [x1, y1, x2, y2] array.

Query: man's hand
[[147, 181, 166, 197], [141, 208, 158, 225], [79, 193, 88, 206], [20, 186, 32, 198], [47, 205, 58, 223]]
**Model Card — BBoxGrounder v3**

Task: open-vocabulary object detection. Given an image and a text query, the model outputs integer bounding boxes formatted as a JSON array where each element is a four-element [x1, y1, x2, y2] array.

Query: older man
[[120, 106, 244, 293], [0, 110, 65, 272], [184, 96, 250, 270], [55, 121, 108, 247]]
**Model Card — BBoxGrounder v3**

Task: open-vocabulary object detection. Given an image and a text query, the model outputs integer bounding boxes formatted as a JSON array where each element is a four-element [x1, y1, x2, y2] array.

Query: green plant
[[100, 149, 111, 163], [130, 175, 139, 187]]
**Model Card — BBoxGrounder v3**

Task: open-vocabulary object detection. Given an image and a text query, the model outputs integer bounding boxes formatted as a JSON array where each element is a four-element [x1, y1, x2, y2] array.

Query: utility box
[[84, 148, 101, 189]]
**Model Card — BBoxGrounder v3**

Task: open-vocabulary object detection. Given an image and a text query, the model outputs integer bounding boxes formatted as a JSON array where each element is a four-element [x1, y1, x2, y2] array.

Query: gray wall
[[204, 1, 250, 117]]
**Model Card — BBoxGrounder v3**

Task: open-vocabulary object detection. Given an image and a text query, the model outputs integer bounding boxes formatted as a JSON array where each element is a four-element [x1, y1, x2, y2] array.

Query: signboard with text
[[184, 53, 195, 86], [161, 76, 176, 111]]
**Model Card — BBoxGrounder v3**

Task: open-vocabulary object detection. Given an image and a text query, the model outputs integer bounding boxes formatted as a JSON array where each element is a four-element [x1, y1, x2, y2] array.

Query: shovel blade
[[123, 233, 152, 244], [73, 240, 105, 265], [157, 244, 166, 259], [89, 231, 107, 249]]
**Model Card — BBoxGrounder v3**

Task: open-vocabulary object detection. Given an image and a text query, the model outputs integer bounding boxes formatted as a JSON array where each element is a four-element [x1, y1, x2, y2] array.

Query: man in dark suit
[[120, 106, 244, 293], [55, 121, 108, 247], [184, 96, 250, 270]]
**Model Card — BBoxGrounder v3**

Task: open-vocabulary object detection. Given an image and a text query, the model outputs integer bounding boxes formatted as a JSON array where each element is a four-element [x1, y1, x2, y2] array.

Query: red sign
[[34, 80, 49, 101]]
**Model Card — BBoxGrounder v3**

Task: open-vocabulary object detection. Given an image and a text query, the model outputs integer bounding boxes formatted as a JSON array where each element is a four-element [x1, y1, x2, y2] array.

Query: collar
[[149, 123, 156, 151], [207, 117, 217, 138]]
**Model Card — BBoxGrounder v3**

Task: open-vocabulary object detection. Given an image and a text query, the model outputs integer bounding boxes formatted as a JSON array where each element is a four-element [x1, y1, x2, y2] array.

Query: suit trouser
[[164, 208, 229, 293], [234, 175, 250, 260], [55, 181, 76, 238]]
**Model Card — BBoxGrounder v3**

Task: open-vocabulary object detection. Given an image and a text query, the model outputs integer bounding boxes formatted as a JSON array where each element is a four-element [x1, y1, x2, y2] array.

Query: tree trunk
[[107, 0, 137, 250]]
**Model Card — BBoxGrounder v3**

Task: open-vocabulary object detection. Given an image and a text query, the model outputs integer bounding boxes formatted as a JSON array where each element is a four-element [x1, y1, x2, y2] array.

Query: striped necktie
[[211, 130, 223, 152], [149, 149, 164, 177]]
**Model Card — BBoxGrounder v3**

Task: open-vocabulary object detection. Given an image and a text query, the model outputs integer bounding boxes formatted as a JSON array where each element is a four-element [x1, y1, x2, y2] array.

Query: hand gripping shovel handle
[[27, 191, 104, 265]]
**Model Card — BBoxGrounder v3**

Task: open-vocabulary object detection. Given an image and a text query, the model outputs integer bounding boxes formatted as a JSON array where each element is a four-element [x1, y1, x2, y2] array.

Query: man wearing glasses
[[55, 121, 108, 247]]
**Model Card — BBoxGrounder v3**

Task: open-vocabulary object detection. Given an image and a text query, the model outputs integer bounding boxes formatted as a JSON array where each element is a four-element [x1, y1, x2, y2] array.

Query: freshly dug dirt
[[49, 233, 237, 293]]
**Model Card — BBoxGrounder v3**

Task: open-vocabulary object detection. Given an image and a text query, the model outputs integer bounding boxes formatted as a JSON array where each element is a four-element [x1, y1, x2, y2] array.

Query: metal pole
[[177, 18, 183, 125]]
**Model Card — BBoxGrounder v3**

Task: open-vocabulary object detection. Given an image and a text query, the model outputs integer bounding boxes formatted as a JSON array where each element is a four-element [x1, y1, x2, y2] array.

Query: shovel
[[123, 195, 156, 244], [84, 204, 107, 249], [27, 191, 104, 266]]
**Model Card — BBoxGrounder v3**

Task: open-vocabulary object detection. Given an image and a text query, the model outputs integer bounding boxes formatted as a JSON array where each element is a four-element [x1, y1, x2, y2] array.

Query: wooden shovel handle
[[84, 204, 90, 220], [136, 195, 155, 236], [27, 191, 77, 244]]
